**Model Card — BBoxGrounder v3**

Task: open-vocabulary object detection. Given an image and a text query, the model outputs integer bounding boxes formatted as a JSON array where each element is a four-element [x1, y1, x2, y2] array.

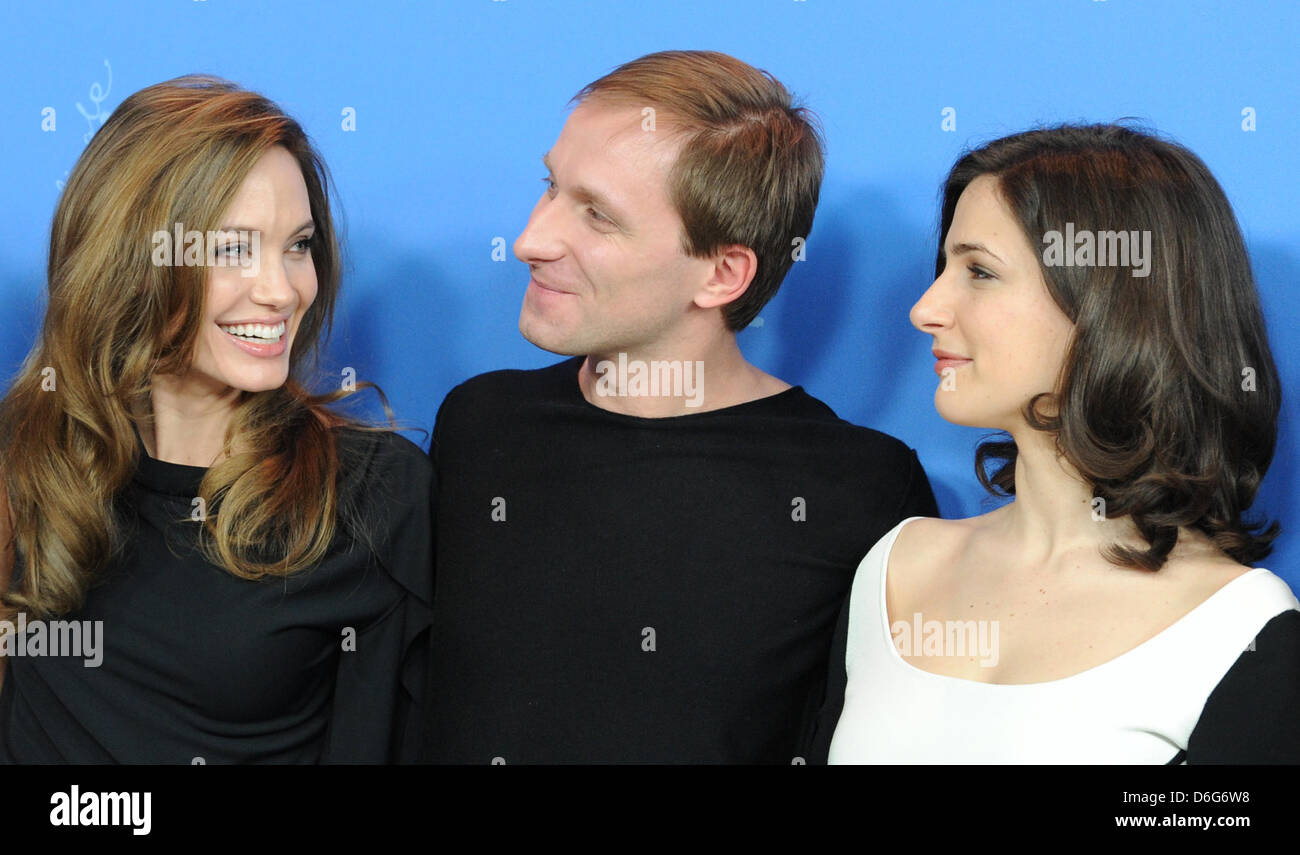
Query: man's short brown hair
[[574, 50, 825, 331]]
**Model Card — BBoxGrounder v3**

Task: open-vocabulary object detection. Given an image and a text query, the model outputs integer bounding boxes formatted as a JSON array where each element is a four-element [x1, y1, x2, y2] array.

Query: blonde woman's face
[[188, 145, 318, 395]]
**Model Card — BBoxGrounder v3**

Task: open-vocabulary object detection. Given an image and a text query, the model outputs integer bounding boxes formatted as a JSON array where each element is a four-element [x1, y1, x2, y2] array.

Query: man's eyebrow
[[943, 241, 1004, 263], [541, 153, 626, 221]]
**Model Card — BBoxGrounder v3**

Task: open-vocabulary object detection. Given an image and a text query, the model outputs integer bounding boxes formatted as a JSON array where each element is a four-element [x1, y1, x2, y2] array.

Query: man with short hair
[[423, 50, 936, 763]]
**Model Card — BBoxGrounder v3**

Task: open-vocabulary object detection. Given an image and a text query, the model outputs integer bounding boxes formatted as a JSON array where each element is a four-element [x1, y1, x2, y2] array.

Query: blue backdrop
[[2, 0, 1296, 592]]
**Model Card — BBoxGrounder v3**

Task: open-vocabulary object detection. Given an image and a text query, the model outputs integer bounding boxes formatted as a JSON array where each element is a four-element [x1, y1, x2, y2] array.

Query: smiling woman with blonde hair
[[0, 75, 432, 763]]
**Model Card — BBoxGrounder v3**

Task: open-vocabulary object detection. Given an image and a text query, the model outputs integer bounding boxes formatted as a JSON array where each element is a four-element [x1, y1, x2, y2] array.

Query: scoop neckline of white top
[[876, 516, 1269, 689]]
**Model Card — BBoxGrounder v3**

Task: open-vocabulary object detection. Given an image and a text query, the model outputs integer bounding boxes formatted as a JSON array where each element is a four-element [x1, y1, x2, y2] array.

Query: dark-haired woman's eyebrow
[[947, 241, 1004, 263]]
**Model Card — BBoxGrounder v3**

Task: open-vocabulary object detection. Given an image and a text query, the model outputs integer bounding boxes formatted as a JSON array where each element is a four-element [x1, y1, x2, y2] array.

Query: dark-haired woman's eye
[[541, 176, 557, 195], [292, 235, 314, 253], [968, 264, 993, 280]]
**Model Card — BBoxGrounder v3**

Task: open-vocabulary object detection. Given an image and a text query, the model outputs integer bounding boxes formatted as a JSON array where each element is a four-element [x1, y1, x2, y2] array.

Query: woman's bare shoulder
[[892, 513, 985, 565], [1155, 532, 1257, 610]]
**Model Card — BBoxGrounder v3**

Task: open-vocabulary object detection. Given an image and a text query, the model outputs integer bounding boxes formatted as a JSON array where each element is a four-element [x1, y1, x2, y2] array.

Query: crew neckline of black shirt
[[551, 355, 810, 425], [130, 424, 208, 497]]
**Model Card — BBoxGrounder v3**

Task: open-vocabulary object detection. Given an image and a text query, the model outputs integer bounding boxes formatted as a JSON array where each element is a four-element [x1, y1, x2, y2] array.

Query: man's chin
[[518, 317, 585, 357]]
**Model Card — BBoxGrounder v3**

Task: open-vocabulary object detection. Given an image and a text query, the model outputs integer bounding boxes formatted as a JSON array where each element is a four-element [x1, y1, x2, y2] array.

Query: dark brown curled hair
[[936, 123, 1280, 570]]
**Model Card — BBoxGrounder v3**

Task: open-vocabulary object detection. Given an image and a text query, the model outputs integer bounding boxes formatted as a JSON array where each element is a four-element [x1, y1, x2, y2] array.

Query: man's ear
[[693, 244, 757, 311]]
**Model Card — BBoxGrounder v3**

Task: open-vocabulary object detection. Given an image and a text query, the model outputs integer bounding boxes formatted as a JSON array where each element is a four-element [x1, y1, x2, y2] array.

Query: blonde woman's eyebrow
[[216, 220, 315, 235]]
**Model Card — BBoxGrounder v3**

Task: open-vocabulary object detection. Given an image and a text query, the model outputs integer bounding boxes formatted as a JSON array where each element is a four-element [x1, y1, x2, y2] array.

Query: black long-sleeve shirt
[[0, 427, 433, 763], [422, 356, 938, 763]]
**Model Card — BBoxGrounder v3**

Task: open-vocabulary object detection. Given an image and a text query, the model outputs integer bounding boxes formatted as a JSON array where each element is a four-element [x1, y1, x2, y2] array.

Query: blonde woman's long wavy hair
[[0, 75, 388, 623]]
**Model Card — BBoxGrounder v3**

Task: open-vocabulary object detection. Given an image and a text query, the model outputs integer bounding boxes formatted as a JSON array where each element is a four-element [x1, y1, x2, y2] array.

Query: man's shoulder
[[439, 356, 581, 412], [787, 387, 920, 461]]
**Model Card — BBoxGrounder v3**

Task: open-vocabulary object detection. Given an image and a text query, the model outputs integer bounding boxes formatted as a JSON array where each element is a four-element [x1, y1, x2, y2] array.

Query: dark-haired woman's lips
[[933, 350, 972, 375]]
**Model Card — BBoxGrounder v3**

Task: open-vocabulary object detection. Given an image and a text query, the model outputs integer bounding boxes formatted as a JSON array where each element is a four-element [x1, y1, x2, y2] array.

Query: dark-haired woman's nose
[[910, 276, 954, 334]]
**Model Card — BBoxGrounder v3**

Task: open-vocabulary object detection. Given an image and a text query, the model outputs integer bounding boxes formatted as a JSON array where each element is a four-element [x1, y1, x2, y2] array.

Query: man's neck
[[576, 335, 790, 417]]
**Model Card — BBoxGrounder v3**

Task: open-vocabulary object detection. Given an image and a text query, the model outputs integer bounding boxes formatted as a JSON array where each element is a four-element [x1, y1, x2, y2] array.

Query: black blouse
[[0, 427, 433, 763]]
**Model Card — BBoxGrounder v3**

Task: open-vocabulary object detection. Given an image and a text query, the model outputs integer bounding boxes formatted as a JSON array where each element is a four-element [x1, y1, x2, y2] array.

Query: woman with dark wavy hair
[[0, 76, 432, 763], [816, 124, 1298, 763]]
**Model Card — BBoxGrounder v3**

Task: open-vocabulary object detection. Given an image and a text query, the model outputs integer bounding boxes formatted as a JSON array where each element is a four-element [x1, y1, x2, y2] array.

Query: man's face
[[514, 98, 712, 356]]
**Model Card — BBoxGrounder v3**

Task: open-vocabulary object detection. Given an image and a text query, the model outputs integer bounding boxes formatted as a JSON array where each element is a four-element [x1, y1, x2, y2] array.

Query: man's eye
[[587, 207, 612, 224]]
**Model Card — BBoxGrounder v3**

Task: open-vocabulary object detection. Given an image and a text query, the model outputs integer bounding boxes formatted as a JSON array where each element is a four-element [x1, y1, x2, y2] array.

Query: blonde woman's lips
[[217, 321, 287, 357]]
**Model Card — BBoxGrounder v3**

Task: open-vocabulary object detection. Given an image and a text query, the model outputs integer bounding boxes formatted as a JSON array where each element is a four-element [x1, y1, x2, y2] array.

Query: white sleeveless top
[[828, 517, 1300, 764]]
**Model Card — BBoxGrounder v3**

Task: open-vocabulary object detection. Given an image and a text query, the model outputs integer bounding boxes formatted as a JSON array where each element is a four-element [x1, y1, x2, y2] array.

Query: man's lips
[[529, 276, 573, 295]]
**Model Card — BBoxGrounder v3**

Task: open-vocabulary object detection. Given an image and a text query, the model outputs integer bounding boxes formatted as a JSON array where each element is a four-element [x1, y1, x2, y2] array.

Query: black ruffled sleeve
[[1187, 608, 1300, 764], [321, 429, 434, 763]]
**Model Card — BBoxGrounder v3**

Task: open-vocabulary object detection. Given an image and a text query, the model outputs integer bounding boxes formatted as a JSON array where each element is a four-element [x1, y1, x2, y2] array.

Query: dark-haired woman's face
[[910, 175, 1074, 433], [189, 146, 318, 396]]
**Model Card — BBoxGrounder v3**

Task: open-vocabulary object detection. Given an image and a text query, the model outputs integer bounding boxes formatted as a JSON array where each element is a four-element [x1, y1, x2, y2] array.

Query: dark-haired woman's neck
[[996, 427, 1147, 570]]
